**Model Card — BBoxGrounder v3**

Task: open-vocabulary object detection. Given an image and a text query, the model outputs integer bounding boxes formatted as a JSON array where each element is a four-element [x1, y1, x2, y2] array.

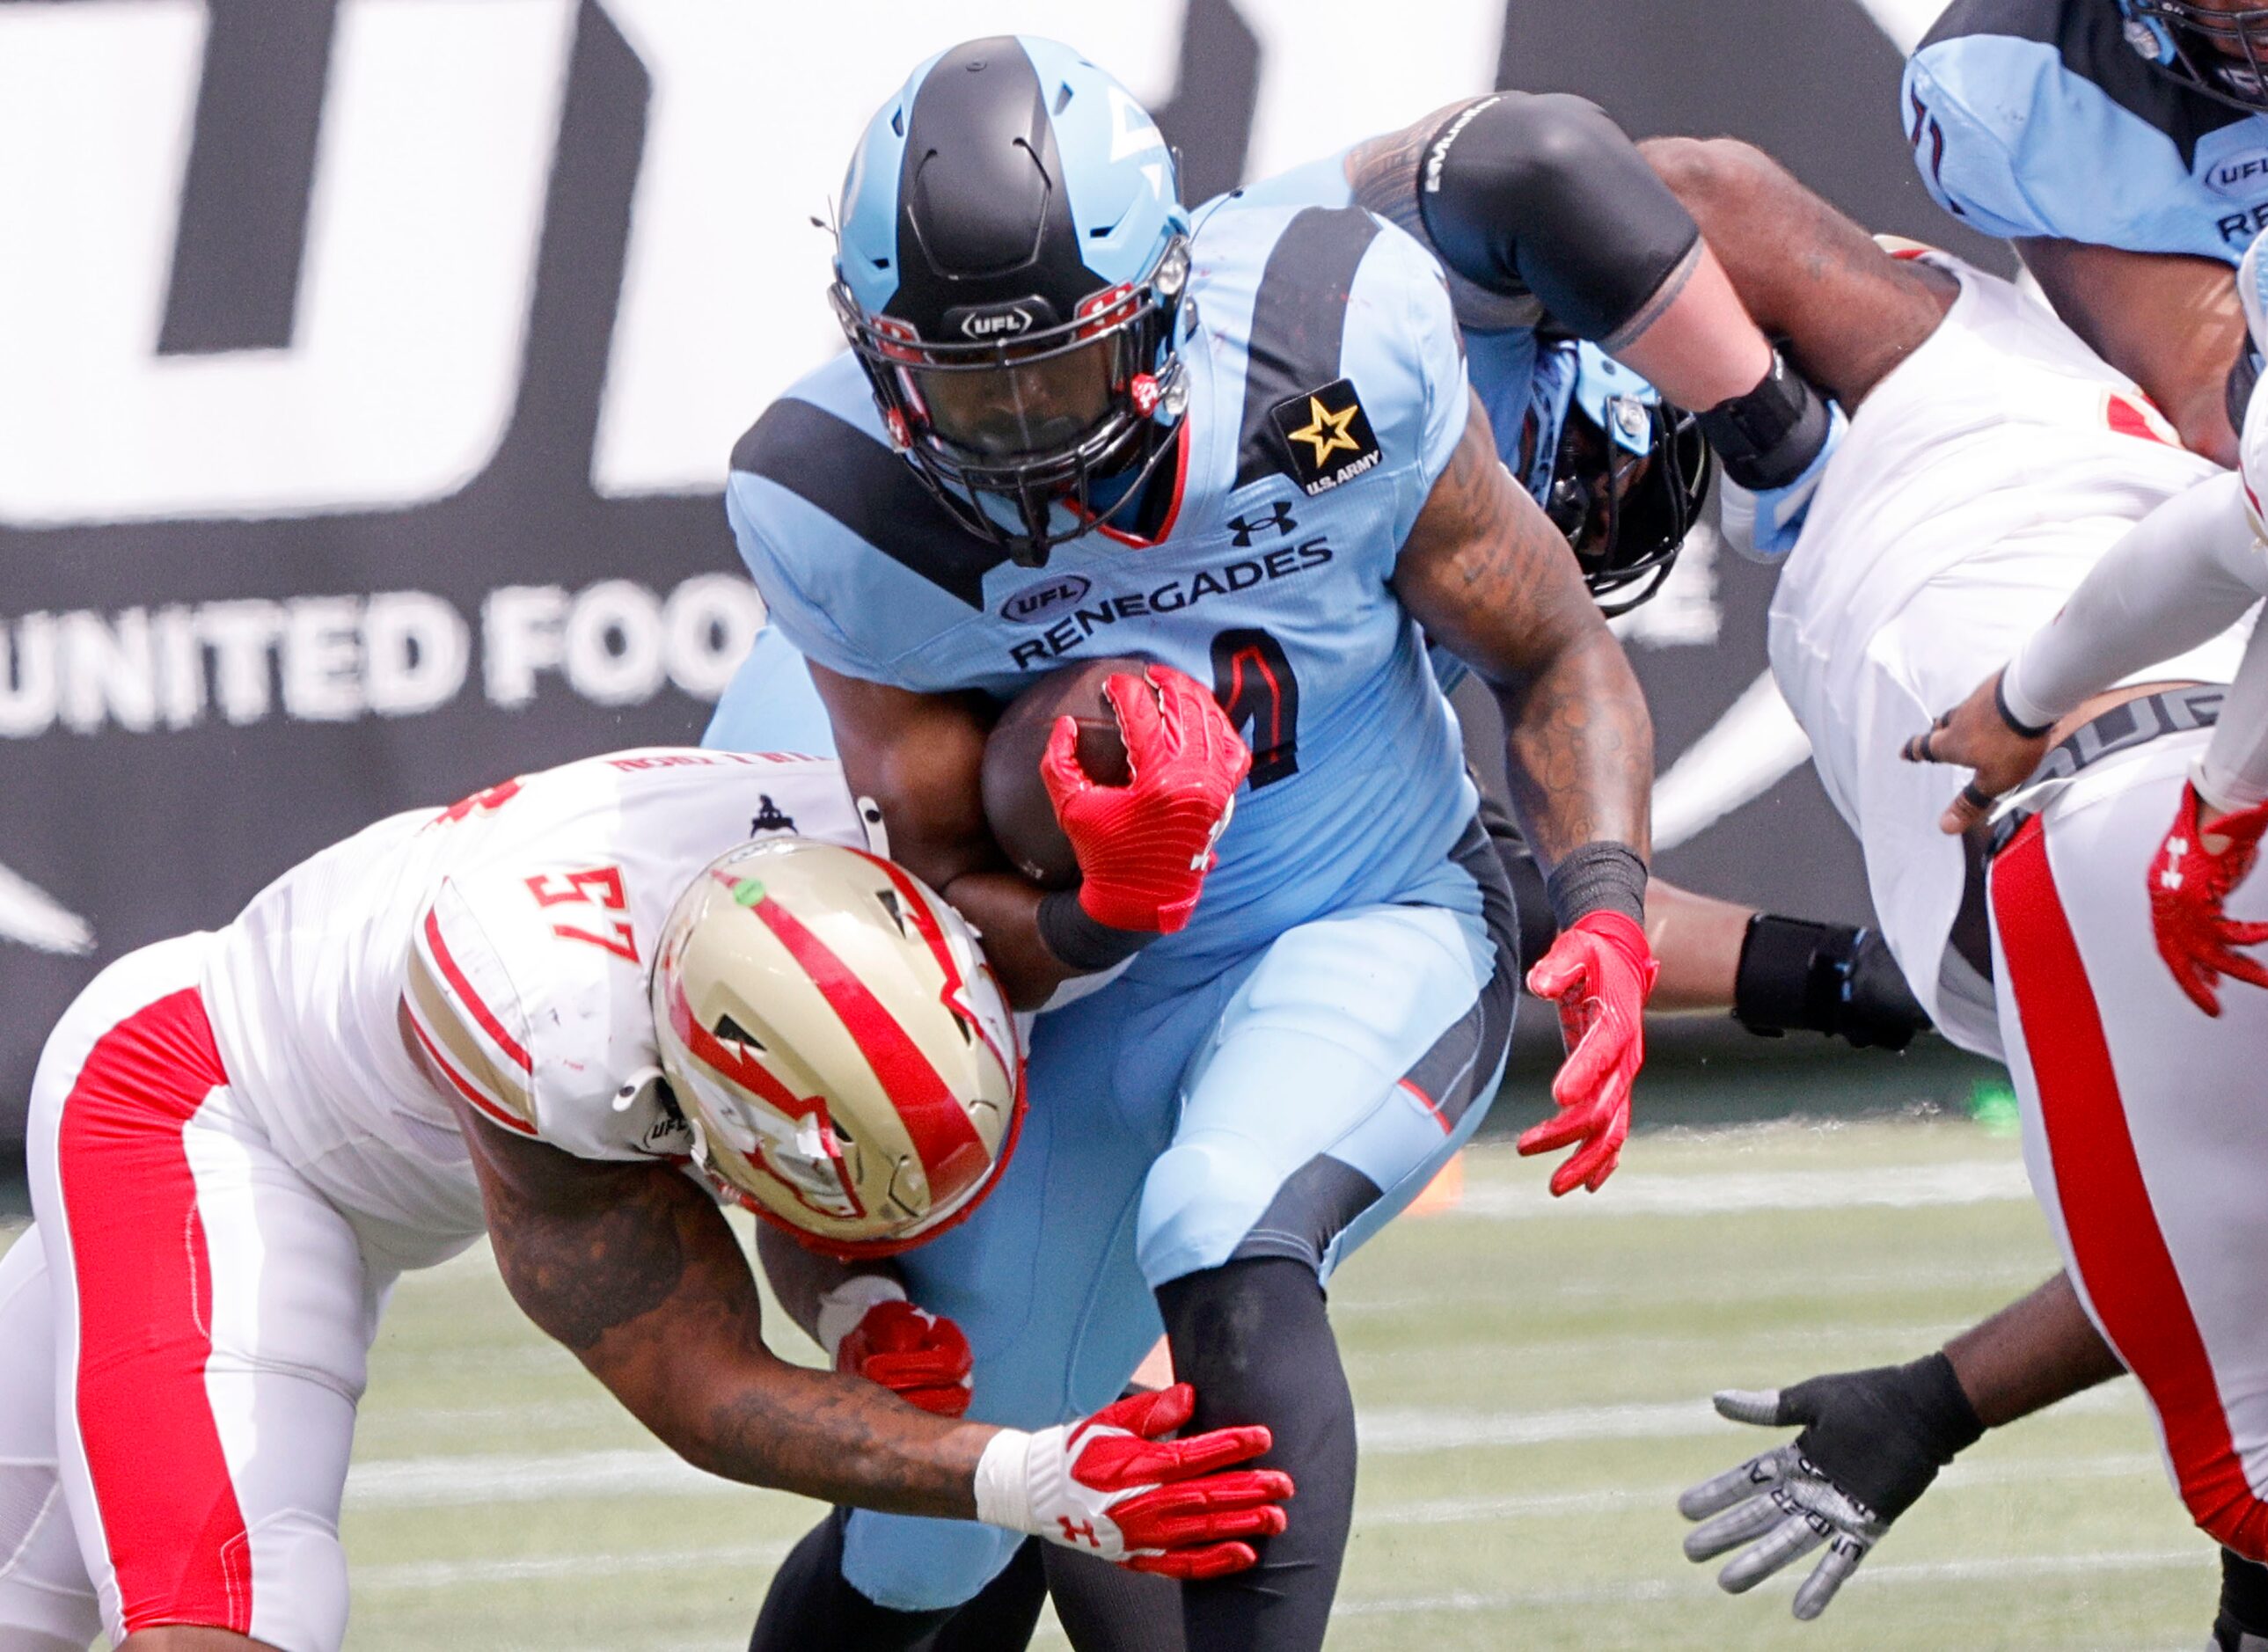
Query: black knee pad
[[1417, 91, 1701, 346], [1157, 1257, 1357, 1652]]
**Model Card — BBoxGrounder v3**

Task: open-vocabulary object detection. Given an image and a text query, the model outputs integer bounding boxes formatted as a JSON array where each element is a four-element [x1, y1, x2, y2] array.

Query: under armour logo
[[1225, 501, 1296, 547], [750, 795, 796, 834], [1057, 1517, 1101, 1548]]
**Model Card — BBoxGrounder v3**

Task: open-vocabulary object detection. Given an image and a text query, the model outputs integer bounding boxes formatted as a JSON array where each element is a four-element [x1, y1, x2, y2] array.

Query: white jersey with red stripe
[[1769, 253, 2247, 1056], [198, 748, 867, 1258], [1992, 727, 2268, 1561]]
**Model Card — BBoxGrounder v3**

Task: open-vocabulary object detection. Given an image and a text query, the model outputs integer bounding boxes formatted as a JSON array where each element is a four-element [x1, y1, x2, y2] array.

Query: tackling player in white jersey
[[0, 749, 1290, 1652], [1618, 137, 2260, 1632], [1891, 227, 2268, 1649]]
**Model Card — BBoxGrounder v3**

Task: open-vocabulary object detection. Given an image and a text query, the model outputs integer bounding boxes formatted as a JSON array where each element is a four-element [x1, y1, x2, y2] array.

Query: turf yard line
[[346, 1446, 732, 1507], [1358, 1379, 2140, 1454], [1328, 1547, 2213, 1617], [357, 1540, 792, 1591], [1345, 1321, 1983, 1372], [341, 1393, 2155, 1511], [1357, 1451, 2163, 1527], [1329, 1256, 2055, 1318], [1446, 1159, 2030, 1219]]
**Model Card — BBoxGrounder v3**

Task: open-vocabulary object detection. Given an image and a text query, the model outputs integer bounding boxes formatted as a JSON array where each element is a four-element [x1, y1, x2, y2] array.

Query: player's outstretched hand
[[1833, 927, 1933, 1051], [1043, 666, 1251, 934], [1899, 669, 2055, 834], [1518, 911, 1657, 1195], [975, 1383, 1293, 1579], [2149, 781, 2268, 1016], [1678, 1357, 1981, 1620], [831, 1297, 976, 1419]]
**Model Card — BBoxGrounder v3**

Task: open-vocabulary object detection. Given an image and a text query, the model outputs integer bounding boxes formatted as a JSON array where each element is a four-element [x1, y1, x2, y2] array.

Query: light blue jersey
[[1906, 0, 2268, 259], [1235, 150, 1545, 478], [728, 194, 1475, 977]]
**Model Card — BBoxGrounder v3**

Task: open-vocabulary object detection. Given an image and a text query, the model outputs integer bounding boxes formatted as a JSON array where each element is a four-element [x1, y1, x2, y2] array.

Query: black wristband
[[1036, 889, 1156, 973], [1993, 675, 2055, 741], [1543, 841, 1647, 931], [1734, 914, 1932, 1049], [1732, 912, 1849, 1037], [1695, 351, 1831, 491], [2229, 343, 2262, 439]]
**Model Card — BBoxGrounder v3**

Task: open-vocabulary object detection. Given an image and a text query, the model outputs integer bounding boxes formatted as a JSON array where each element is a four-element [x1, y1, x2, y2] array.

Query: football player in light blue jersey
[[1906, 0, 2268, 463], [727, 37, 1664, 1652], [712, 95, 1934, 1058]]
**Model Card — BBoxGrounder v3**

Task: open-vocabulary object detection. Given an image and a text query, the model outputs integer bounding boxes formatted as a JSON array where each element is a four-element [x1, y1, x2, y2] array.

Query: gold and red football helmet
[[653, 837, 1022, 1256]]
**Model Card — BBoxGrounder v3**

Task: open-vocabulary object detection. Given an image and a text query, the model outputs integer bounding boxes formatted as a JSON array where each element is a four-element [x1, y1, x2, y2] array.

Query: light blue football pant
[[702, 631, 1518, 1612], [843, 824, 1515, 1610]]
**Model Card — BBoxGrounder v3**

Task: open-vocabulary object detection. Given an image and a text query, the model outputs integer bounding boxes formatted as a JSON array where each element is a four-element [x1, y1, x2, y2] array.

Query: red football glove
[[1042, 666, 1251, 934], [1518, 910, 1659, 1195], [972, 1382, 1293, 1580], [2148, 781, 2268, 1017], [833, 1298, 975, 1419]]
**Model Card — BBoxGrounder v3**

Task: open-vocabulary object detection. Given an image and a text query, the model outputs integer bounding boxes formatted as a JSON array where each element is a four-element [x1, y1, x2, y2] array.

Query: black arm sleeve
[[1416, 92, 1701, 348]]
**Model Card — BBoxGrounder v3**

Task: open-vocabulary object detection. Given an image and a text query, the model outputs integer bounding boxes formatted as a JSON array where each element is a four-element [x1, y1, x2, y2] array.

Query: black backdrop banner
[[0, 0, 1987, 1144]]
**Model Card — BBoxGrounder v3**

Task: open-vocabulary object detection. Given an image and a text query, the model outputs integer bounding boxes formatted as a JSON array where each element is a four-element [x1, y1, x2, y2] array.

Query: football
[[980, 655, 1148, 888]]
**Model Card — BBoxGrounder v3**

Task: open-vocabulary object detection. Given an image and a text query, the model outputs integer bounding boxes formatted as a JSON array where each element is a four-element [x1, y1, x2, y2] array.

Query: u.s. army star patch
[[1269, 377, 1381, 496]]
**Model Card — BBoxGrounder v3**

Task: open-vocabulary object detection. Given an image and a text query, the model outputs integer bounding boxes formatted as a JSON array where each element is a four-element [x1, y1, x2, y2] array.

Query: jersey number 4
[[526, 866, 639, 963], [1211, 628, 1299, 789]]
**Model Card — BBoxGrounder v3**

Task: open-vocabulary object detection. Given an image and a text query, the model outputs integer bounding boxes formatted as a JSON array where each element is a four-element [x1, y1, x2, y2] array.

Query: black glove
[[1733, 915, 1932, 1050], [1679, 1355, 1984, 1619]]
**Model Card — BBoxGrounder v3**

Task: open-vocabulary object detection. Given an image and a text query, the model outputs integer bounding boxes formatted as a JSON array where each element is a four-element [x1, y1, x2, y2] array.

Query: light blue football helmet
[[830, 36, 1194, 564]]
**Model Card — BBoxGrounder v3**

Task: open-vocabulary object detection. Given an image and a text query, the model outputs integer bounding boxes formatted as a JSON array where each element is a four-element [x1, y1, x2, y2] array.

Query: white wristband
[[972, 1428, 1036, 1535], [812, 1273, 907, 1363]]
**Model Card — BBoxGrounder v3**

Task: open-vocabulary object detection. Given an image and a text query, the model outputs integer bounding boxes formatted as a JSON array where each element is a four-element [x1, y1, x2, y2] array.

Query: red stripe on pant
[[1994, 817, 2268, 1558], [55, 986, 254, 1633]]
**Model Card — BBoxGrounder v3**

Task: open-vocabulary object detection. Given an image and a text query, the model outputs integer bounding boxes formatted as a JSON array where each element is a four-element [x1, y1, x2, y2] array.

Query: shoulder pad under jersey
[[404, 868, 689, 1164], [1906, 0, 2263, 259]]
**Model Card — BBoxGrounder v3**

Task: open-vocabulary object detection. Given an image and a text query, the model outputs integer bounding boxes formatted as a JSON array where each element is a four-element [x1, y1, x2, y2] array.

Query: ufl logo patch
[[1269, 378, 1380, 496]]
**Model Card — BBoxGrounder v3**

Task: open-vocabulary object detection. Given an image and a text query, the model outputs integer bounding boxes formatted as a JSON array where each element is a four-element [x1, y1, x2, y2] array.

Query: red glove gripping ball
[[1042, 666, 1251, 934]]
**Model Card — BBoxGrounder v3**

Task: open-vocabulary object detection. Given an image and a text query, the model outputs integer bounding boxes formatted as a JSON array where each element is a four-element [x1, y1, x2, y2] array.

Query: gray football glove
[[1678, 1356, 1983, 1620], [1679, 1392, 1887, 1619]]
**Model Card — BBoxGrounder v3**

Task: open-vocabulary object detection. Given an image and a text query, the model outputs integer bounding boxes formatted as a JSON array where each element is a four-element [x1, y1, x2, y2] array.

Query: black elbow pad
[[1416, 92, 1701, 346]]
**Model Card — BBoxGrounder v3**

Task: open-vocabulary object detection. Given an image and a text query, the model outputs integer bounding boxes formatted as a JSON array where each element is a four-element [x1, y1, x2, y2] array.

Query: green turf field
[[2, 1115, 2218, 1649]]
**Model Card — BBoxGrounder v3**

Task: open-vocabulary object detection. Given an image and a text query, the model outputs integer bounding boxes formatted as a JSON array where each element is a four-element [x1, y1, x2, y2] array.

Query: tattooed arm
[[1346, 101, 1778, 412], [1394, 391, 1652, 868], [806, 665, 1080, 1012], [449, 1094, 991, 1517], [1641, 137, 1957, 410]]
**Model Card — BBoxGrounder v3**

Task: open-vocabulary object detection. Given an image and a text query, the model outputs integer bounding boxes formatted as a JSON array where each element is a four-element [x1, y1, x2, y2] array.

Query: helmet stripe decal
[[845, 847, 1020, 1080], [744, 891, 991, 1205], [421, 907, 531, 1074]]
